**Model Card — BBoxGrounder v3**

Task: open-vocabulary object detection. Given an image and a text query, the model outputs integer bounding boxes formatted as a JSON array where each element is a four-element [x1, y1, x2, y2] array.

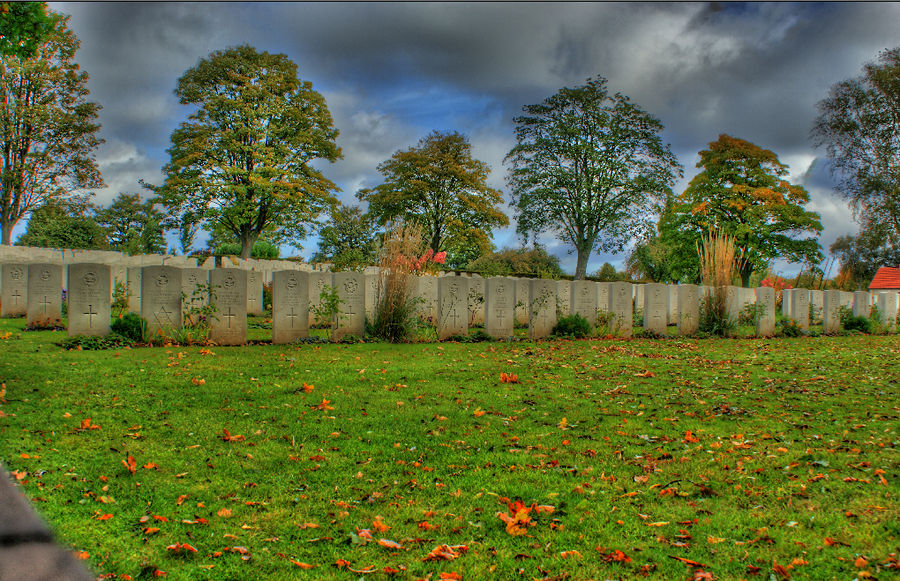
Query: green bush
[[842, 315, 873, 333], [111, 312, 147, 343], [552, 314, 591, 338], [214, 241, 279, 259], [777, 318, 804, 337], [58, 334, 134, 350]]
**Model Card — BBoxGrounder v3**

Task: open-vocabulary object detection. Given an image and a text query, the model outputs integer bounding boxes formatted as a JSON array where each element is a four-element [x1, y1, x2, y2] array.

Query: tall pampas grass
[[696, 230, 744, 335], [371, 223, 425, 342]]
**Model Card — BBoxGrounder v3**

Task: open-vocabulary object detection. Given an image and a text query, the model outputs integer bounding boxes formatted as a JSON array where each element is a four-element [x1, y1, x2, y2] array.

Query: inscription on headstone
[[484, 277, 514, 339], [333, 272, 365, 341], [27, 264, 62, 328], [272, 270, 309, 343], [67, 263, 110, 337], [209, 268, 247, 345], [643, 283, 668, 336], [438, 276, 469, 340], [677, 284, 700, 336], [141, 266, 182, 337], [1, 263, 27, 317], [529, 279, 557, 340]]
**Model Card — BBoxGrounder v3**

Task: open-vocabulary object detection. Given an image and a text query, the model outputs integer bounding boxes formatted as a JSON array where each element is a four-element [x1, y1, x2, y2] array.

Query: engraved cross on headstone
[[84, 304, 97, 328], [287, 307, 298, 328], [11, 289, 21, 305], [223, 307, 236, 328], [40, 295, 52, 315]]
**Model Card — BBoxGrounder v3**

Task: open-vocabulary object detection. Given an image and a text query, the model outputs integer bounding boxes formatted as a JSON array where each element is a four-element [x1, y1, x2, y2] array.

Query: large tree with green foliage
[[311, 203, 379, 271], [0, 2, 53, 58], [358, 130, 508, 258], [830, 223, 900, 290], [672, 135, 823, 287], [153, 45, 341, 259], [94, 193, 166, 255], [15, 195, 106, 249], [812, 46, 900, 245], [0, 11, 103, 245], [505, 76, 682, 279]]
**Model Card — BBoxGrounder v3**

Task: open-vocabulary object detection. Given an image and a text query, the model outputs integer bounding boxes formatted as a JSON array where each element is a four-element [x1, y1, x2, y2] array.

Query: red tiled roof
[[869, 266, 900, 290]]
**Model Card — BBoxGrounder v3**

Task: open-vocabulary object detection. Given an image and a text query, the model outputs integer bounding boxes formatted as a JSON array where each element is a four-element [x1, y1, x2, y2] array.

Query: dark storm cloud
[[32, 2, 899, 271]]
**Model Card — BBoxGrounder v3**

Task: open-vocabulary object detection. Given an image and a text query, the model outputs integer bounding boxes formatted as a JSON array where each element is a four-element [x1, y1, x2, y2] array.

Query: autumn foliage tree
[[505, 76, 682, 279], [670, 135, 823, 286], [153, 45, 341, 259], [0, 11, 103, 245], [358, 130, 508, 258]]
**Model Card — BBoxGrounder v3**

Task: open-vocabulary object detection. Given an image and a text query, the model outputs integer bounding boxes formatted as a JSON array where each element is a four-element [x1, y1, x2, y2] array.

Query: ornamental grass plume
[[696, 230, 745, 335], [371, 223, 425, 342]]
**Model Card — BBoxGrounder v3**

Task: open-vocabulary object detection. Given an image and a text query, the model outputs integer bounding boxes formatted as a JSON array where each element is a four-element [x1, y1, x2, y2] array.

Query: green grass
[[0, 316, 897, 580]]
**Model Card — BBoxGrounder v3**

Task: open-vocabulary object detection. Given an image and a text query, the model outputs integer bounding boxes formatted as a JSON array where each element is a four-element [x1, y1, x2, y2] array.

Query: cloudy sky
[[23, 2, 900, 274]]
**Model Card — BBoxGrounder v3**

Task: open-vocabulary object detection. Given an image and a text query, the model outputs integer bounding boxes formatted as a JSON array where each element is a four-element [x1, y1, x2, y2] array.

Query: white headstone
[[529, 278, 557, 340], [417, 275, 438, 323], [556, 280, 572, 318], [853, 291, 871, 318], [209, 268, 247, 345], [126, 267, 142, 313], [781, 289, 793, 319], [1, 263, 27, 317], [514, 278, 530, 326], [246, 270, 263, 316], [877, 292, 898, 332], [596, 283, 611, 319], [822, 290, 842, 334], [608, 282, 633, 338], [141, 266, 182, 337], [307, 272, 331, 327], [181, 268, 209, 321], [791, 289, 810, 331], [755, 286, 775, 338], [333, 272, 365, 341], [571, 280, 597, 326], [272, 270, 309, 343], [484, 277, 515, 339], [438, 276, 469, 340], [677, 284, 700, 336], [468, 275, 485, 326], [643, 283, 668, 335], [633, 284, 645, 311], [364, 274, 377, 320], [667, 285, 678, 325], [809, 290, 824, 324], [67, 263, 110, 337], [27, 263, 62, 328]]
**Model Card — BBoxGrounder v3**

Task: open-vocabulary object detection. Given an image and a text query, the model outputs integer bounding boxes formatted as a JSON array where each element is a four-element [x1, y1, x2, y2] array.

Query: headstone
[[272, 270, 309, 343], [877, 292, 898, 332], [417, 275, 438, 323], [126, 267, 142, 313], [141, 266, 182, 337], [438, 276, 469, 340], [200, 257, 216, 269], [468, 275, 485, 326], [809, 290, 824, 324], [822, 290, 842, 334], [364, 274, 377, 320], [724, 286, 741, 337], [839, 291, 854, 311], [633, 284, 645, 311], [1, 263, 27, 317], [677, 284, 700, 336], [608, 282, 633, 338], [791, 289, 809, 330], [26, 264, 62, 328], [333, 272, 365, 341], [307, 272, 331, 327], [181, 268, 209, 321], [755, 286, 776, 337], [514, 278, 530, 326], [781, 289, 792, 319], [208, 268, 247, 345], [853, 291, 870, 318], [667, 285, 678, 325], [529, 278, 557, 340], [642, 283, 668, 335], [67, 263, 110, 337], [596, 283, 611, 318], [484, 277, 515, 339], [570, 280, 597, 326], [556, 280, 571, 317], [246, 270, 263, 316]]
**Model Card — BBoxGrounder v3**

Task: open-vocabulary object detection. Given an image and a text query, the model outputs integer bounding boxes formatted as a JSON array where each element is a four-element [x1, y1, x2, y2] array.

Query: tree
[[94, 193, 166, 255], [830, 223, 900, 289], [812, 47, 900, 244], [0, 2, 53, 58], [0, 11, 103, 245], [466, 245, 564, 277], [672, 135, 823, 287], [153, 45, 341, 259], [506, 76, 682, 279], [15, 196, 106, 249], [311, 203, 379, 270], [358, 130, 508, 256]]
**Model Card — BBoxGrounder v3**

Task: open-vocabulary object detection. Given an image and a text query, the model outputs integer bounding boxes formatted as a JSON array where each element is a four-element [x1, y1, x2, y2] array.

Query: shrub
[[843, 315, 873, 333], [214, 241, 279, 259], [777, 318, 804, 337], [111, 312, 148, 343], [310, 284, 345, 341], [697, 230, 744, 336], [112, 281, 131, 318], [59, 334, 134, 351], [552, 314, 591, 338]]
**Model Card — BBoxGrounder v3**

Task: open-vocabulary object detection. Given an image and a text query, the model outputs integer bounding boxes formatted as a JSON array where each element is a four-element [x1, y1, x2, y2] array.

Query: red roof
[[869, 266, 900, 290]]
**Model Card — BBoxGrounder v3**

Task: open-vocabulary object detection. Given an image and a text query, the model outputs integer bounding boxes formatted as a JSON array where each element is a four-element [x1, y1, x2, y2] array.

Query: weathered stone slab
[[853, 291, 871, 318], [126, 267, 142, 313], [417, 275, 438, 323], [755, 286, 776, 337], [724, 286, 742, 337], [809, 290, 824, 324], [822, 290, 842, 334], [468, 275, 485, 326], [571, 280, 597, 326], [633, 284, 645, 310], [272, 270, 308, 343], [677, 284, 700, 336], [67, 264, 110, 337], [307, 272, 331, 327], [364, 274, 377, 320], [181, 268, 209, 319], [438, 276, 469, 340], [529, 278, 557, 340], [27, 264, 62, 328], [596, 283, 611, 318], [333, 272, 365, 341], [781, 288, 792, 319], [877, 292, 898, 331], [642, 283, 668, 335], [1, 263, 27, 317], [791, 289, 809, 330], [141, 266, 182, 337], [209, 269, 247, 345], [246, 270, 263, 316], [514, 278, 530, 326], [484, 277, 515, 339], [667, 285, 678, 325], [608, 282, 633, 338], [556, 280, 571, 317]]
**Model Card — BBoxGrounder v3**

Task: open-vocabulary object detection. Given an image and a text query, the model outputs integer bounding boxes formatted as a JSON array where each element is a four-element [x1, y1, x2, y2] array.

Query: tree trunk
[[239, 231, 258, 259], [1, 221, 11, 245], [574, 247, 590, 280], [740, 263, 752, 288]]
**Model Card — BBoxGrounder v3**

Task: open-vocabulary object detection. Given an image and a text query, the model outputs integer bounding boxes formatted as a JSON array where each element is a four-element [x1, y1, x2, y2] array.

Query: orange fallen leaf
[[97, 514, 113, 521], [75, 551, 90, 560], [143, 527, 161, 534], [423, 544, 468, 562], [217, 508, 233, 518], [313, 398, 334, 411], [377, 538, 403, 550], [684, 430, 700, 443], [222, 429, 245, 442], [439, 573, 462, 580], [166, 542, 198, 554], [289, 560, 314, 569], [372, 517, 390, 532], [122, 455, 137, 475], [634, 370, 655, 378], [560, 550, 582, 558], [143, 462, 159, 470], [302, 382, 314, 393], [176, 494, 189, 505]]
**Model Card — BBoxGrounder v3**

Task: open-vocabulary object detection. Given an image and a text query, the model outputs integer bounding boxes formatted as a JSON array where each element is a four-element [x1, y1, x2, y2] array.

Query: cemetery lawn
[[0, 318, 897, 581]]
